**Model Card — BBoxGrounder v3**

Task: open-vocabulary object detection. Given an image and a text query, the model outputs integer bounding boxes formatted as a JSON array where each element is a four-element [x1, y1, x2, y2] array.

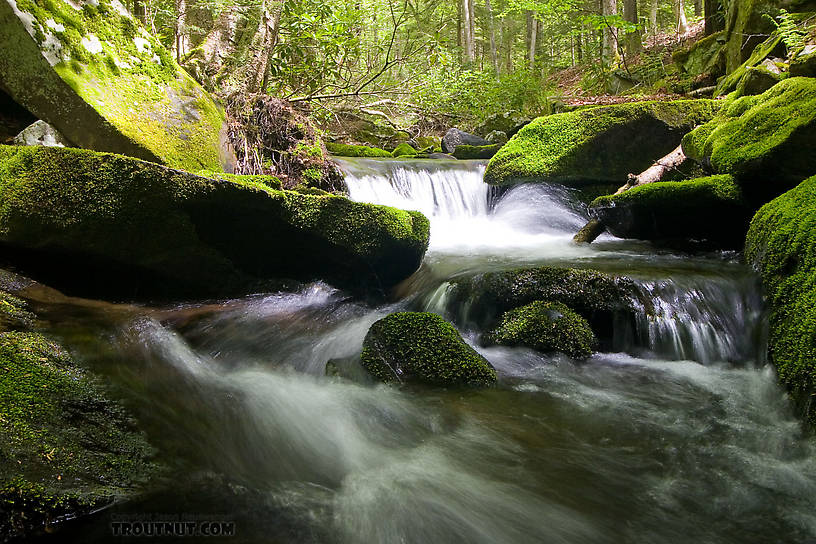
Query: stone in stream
[[483, 100, 720, 187], [590, 174, 753, 249], [0, 0, 235, 172], [441, 128, 490, 154], [483, 301, 596, 359], [449, 266, 645, 348], [452, 143, 503, 160], [0, 287, 156, 541], [0, 145, 430, 300], [474, 110, 531, 138], [361, 312, 497, 387]]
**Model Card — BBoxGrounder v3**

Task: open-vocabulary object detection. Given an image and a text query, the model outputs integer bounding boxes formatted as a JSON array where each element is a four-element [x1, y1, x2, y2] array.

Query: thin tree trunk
[[174, 0, 188, 62], [576, 31, 583, 61], [704, 0, 724, 35], [675, 0, 689, 35], [462, 0, 475, 64], [649, 0, 658, 38], [485, 0, 499, 74], [623, 0, 641, 56], [602, 0, 618, 62], [694, 0, 702, 17], [527, 11, 537, 71]]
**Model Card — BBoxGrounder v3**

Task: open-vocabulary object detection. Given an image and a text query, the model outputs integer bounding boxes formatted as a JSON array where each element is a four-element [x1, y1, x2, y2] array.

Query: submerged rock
[[484, 100, 719, 187], [590, 175, 753, 248], [745, 175, 816, 426], [441, 128, 490, 154], [0, 0, 234, 172], [0, 291, 155, 541], [13, 120, 71, 147], [360, 312, 496, 387], [0, 145, 430, 299], [682, 77, 816, 195], [484, 301, 596, 358]]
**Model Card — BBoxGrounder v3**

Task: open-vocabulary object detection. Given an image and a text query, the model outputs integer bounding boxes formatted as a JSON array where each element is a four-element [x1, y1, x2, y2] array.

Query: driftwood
[[573, 144, 688, 244]]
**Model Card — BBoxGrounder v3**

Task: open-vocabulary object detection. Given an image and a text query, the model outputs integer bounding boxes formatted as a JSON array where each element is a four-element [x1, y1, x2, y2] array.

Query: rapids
[[48, 158, 816, 543]]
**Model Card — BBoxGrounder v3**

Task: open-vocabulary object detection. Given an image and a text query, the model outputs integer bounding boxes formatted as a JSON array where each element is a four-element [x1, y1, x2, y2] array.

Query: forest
[[1, 0, 816, 541]]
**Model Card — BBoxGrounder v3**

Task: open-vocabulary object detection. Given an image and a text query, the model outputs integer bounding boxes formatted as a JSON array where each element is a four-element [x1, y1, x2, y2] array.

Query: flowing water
[[41, 158, 816, 543]]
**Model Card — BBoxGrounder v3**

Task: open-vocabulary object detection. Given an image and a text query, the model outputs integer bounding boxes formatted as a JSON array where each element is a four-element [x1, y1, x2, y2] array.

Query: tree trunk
[[201, 8, 240, 74], [675, 0, 689, 35], [576, 31, 583, 61], [602, 0, 618, 63], [462, 0, 475, 64], [694, 0, 702, 17], [649, 0, 658, 39], [623, 0, 641, 56], [174, 0, 188, 62], [485, 0, 499, 74], [527, 11, 537, 71], [132, 0, 146, 24], [704, 0, 724, 35], [258, 0, 284, 91]]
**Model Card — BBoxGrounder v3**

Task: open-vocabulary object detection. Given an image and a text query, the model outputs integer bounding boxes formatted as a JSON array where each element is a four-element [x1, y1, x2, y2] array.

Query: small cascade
[[630, 276, 767, 365]]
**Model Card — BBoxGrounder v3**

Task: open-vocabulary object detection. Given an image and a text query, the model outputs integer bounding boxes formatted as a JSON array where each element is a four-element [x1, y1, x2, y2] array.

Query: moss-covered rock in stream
[[0, 293, 156, 540], [360, 312, 497, 387], [452, 144, 503, 160], [0, 145, 430, 299], [483, 301, 596, 359], [449, 266, 642, 345], [391, 143, 418, 158], [0, 0, 234, 172], [590, 175, 753, 248], [483, 100, 719, 187], [745, 175, 816, 426], [325, 142, 392, 158], [682, 78, 816, 196]]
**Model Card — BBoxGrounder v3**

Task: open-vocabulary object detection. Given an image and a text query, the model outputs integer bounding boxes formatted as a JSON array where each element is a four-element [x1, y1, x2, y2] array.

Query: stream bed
[[36, 159, 816, 543]]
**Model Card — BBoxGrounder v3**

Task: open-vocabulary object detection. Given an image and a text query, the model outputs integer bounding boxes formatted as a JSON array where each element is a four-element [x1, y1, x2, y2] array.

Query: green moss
[[452, 144, 502, 160], [484, 301, 596, 358], [745, 175, 816, 426], [391, 143, 417, 158], [716, 30, 784, 96], [672, 31, 727, 77], [196, 171, 283, 191], [360, 312, 496, 387], [0, 330, 155, 539], [0, 145, 429, 298], [683, 77, 816, 186], [325, 142, 392, 158], [0, 291, 35, 331], [591, 175, 752, 247], [484, 100, 720, 187], [4, 0, 228, 171]]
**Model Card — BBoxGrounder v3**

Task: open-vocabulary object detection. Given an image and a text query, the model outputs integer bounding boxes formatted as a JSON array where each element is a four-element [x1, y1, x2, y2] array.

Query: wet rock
[[452, 143, 503, 160], [483, 301, 596, 358], [441, 128, 489, 154], [361, 312, 496, 387]]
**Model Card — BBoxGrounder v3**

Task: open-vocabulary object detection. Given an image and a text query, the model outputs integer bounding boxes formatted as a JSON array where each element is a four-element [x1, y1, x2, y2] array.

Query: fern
[[773, 9, 807, 54]]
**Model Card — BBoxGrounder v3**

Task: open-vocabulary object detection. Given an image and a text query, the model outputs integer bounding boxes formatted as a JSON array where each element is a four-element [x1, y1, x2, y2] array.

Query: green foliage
[[325, 142, 392, 157], [772, 9, 807, 54], [360, 312, 497, 387], [484, 301, 596, 358]]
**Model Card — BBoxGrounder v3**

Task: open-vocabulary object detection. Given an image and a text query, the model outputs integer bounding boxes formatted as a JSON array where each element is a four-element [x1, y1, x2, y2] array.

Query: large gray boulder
[[441, 128, 490, 154], [13, 120, 71, 147]]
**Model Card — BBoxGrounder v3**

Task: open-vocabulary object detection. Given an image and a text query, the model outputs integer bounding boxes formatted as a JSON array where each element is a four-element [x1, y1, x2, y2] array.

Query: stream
[[40, 159, 816, 543]]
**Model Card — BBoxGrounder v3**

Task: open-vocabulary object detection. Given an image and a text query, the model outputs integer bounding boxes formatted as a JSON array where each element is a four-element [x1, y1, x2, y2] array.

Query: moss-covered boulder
[[325, 142, 391, 158], [672, 31, 727, 79], [391, 143, 417, 158], [474, 110, 531, 138], [449, 266, 641, 344], [0, 145, 430, 299], [722, 0, 781, 74], [0, 293, 155, 540], [0, 0, 234, 172], [790, 45, 816, 77], [715, 29, 786, 96], [483, 100, 719, 187], [590, 175, 753, 248], [745, 175, 816, 425], [452, 143, 502, 160], [360, 312, 496, 387], [483, 301, 596, 358], [734, 64, 785, 97], [682, 78, 816, 194]]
